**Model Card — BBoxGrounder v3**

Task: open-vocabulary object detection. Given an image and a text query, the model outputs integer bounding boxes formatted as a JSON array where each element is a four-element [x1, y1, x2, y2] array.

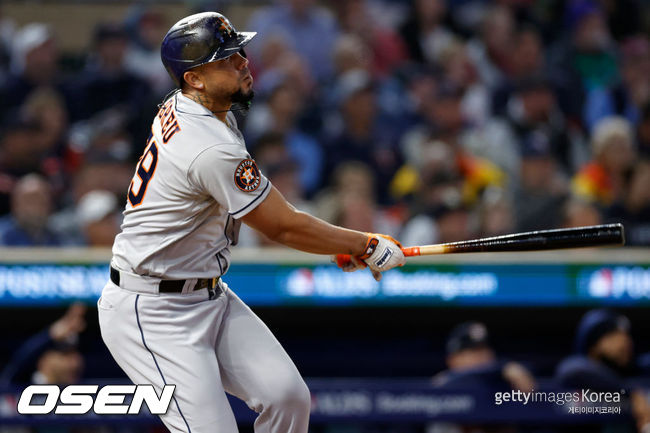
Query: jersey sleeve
[[188, 143, 272, 219]]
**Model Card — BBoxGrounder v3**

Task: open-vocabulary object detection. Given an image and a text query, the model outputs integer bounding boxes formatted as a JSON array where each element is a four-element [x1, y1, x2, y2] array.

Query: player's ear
[[183, 70, 205, 91]]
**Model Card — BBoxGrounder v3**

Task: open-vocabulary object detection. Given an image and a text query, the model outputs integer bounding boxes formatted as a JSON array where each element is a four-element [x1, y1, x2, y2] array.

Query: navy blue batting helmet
[[161, 12, 256, 87], [574, 309, 630, 354]]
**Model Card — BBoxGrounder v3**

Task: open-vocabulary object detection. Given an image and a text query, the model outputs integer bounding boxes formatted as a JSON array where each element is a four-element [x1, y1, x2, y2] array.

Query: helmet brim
[[204, 31, 256, 63]]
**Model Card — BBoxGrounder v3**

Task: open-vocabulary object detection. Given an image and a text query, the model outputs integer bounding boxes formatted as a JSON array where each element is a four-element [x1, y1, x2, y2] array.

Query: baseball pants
[[98, 279, 310, 433]]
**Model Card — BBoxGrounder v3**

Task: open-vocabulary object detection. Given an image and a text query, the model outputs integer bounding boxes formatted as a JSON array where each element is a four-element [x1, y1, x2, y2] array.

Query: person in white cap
[[76, 190, 121, 247]]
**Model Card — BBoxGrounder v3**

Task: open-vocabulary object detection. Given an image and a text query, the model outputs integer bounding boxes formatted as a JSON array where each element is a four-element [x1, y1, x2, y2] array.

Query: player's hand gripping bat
[[336, 224, 625, 267]]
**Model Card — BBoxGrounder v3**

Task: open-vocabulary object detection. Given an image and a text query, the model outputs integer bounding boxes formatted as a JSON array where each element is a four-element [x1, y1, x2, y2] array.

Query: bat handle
[[401, 247, 421, 257], [335, 247, 420, 267]]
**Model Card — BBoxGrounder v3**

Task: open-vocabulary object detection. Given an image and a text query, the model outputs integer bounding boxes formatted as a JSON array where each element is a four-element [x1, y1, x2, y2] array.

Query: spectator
[[466, 5, 515, 90], [66, 108, 133, 169], [0, 116, 42, 215], [335, 0, 407, 79], [378, 63, 441, 147], [71, 152, 133, 203], [503, 76, 585, 175], [0, 23, 61, 122], [548, 1, 618, 130], [585, 36, 650, 128], [252, 132, 311, 212], [492, 25, 546, 116], [314, 161, 401, 236], [49, 149, 132, 246], [250, 30, 292, 80], [400, 170, 471, 246], [606, 160, 650, 245], [76, 190, 121, 247], [566, 1, 617, 89], [478, 187, 516, 237], [556, 309, 650, 432], [252, 34, 315, 101], [614, 36, 650, 125], [247, 0, 339, 83], [20, 87, 68, 160], [124, 8, 173, 97], [572, 116, 635, 206], [0, 173, 61, 246], [331, 34, 372, 78], [245, 79, 323, 196], [0, 302, 86, 386], [67, 22, 153, 149], [514, 132, 568, 231], [438, 38, 490, 128], [397, 84, 505, 205], [399, 0, 454, 65], [323, 69, 402, 203], [20, 87, 69, 200], [562, 197, 603, 228]]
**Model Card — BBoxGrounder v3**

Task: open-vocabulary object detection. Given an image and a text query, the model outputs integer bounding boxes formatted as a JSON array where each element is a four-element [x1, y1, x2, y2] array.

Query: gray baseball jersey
[[112, 90, 271, 279]]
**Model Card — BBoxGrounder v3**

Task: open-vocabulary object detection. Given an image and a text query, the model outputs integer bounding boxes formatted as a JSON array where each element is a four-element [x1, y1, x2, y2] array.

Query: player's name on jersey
[[157, 98, 181, 143]]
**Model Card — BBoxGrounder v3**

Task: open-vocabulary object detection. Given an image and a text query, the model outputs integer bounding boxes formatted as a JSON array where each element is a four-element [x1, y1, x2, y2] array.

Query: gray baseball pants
[[98, 278, 310, 433]]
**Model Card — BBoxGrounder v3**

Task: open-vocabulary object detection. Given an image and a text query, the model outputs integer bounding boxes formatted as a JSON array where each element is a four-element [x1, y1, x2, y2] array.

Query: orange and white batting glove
[[333, 233, 406, 281]]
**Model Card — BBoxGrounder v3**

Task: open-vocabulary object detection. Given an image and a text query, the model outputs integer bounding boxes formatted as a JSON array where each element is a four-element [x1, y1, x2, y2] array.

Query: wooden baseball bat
[[400, 223, 624, 256], [336, 224, 624, 266]]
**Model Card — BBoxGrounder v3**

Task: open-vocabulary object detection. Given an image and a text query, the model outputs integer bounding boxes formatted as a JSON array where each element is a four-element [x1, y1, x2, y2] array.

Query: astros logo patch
[[234, 159, 261, 192]]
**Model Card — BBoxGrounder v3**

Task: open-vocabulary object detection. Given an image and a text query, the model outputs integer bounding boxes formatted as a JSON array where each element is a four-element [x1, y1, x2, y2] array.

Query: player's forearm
[[242, 187, 369, 255], [272, 210, 368, 255]]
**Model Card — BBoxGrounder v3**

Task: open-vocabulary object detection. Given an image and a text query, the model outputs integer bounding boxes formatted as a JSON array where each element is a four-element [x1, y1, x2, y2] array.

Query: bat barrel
[[441, 223, 625, 254]]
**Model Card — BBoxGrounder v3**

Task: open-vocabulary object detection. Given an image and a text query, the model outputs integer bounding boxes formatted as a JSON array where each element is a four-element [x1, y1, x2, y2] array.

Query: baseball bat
[[336, 224, 624, 266]]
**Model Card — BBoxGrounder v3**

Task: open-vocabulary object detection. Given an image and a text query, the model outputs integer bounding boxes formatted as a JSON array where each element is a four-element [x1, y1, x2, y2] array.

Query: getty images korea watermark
[[17, 384, 175, 415], [495, 389, 623, 414]]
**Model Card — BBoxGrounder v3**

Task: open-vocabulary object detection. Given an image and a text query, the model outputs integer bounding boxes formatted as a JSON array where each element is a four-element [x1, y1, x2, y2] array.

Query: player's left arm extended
[[242, 186, 369, 255]]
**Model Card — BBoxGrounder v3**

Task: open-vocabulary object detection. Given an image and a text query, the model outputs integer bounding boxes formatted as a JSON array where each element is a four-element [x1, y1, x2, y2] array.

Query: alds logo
[[234, 159, 261, 192]]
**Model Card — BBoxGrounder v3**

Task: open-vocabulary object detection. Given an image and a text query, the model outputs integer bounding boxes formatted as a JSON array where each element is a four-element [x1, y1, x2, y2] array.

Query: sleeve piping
[[229, 179, 271, 219]]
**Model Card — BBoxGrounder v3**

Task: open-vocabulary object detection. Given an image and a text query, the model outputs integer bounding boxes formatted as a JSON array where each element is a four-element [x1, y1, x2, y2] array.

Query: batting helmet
[[161, 12, 256, 87]]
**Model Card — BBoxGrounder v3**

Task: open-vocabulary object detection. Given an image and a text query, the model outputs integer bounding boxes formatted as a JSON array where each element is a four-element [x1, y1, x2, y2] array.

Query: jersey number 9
[[128, 135, 159, 207]]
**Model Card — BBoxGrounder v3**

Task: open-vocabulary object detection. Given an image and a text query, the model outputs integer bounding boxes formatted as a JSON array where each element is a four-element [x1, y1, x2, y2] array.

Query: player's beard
[[231, 88, 254, 106]]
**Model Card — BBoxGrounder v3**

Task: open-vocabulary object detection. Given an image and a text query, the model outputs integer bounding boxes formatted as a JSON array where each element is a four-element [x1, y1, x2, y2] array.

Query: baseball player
[[97, 12, 405, 433]]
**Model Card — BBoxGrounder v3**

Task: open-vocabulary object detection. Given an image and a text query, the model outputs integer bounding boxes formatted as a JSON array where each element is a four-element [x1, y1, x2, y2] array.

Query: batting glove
[[334, 233, 406, 281]]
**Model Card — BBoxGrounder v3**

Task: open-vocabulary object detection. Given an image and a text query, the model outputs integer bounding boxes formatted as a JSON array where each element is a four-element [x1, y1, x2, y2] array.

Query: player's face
[[200, 52, 254, 104]]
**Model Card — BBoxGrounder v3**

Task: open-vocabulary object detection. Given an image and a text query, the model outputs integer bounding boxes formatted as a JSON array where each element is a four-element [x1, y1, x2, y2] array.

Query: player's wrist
[[358, 233, 379, 260]]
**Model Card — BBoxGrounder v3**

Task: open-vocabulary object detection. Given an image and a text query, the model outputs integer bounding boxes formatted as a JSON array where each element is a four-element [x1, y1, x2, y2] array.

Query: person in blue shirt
[[0, 173, 61, 246]]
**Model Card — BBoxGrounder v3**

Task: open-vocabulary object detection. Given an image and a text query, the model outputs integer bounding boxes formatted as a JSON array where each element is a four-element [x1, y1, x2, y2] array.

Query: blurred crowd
[[1, 0, 650, 248]]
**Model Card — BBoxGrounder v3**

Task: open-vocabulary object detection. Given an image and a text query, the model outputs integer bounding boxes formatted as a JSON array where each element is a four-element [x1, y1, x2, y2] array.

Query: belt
[[110, 266, 221, 294]]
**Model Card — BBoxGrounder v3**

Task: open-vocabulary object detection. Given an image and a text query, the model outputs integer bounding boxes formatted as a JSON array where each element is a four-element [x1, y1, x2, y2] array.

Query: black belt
[[110, 266, 221, 294]]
